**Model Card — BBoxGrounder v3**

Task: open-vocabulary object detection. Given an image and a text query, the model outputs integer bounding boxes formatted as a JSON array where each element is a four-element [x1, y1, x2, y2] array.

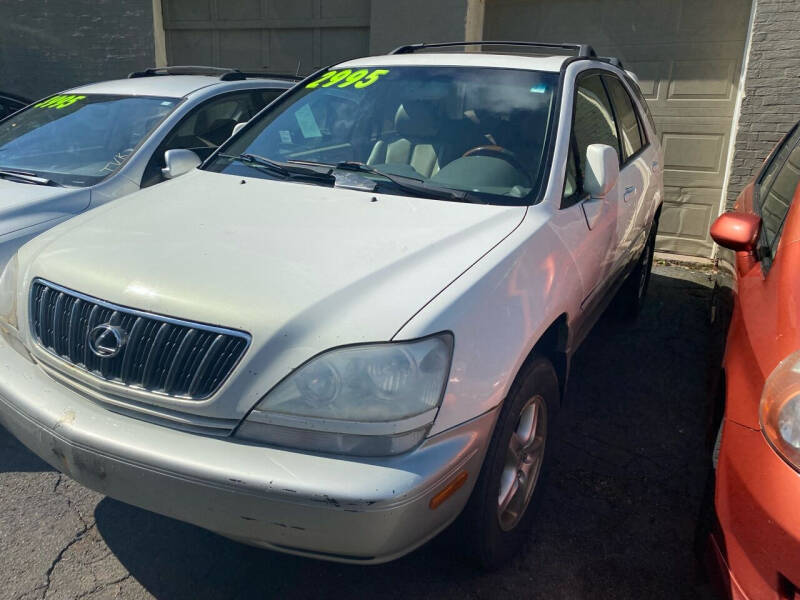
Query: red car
[[708, 122, 800, 599]]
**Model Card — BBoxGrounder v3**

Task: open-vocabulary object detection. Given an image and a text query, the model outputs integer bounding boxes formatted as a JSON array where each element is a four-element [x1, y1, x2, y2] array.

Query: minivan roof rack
[[127, 66, 301, 82], [389, 41, 597, 58]]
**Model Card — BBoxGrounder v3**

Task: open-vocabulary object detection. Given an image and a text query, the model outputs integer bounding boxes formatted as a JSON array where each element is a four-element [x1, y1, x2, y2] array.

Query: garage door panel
[[484, 2, 606, 41], [320, 28, 370, 65], [678, 0, 752, 37], [217, 30, 265, 69], [166, 0, 211, 22], [269, 29, 314, 73], [602, 43, 745, 116], [662, 133, 726, 182], [218, 0, 261, 21], [268, 0, 314, 19], [659, 118, 731, 186], [166, 30, 213, 65], [599, 0, 681, 43], [163, 0, 371, 74], [657, 186, 722, 255], [668, 60, 737, 101], [321, 0, 370, 18]]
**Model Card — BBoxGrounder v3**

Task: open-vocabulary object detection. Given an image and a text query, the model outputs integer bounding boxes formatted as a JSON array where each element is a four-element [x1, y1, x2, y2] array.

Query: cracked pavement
[[0, 265, 725, 599]]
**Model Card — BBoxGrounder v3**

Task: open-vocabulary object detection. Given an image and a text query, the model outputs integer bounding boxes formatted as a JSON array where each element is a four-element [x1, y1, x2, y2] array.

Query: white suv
[[0, 42, 662, 567]]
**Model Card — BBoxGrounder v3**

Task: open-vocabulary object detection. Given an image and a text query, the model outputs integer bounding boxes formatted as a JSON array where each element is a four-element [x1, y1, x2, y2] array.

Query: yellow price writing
[[34, 95, 87, 109], [306, 69, 390, 90]]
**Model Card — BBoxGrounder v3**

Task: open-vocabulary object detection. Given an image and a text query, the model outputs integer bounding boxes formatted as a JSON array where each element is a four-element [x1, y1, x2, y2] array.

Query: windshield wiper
[[332, 161, 478, 203], [0, 169, 61, 187], [225, 153, 335, 183]]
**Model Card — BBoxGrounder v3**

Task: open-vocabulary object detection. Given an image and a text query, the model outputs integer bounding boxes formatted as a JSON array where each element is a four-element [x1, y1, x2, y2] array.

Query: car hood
[[0, 177, 90, 234], [21, 170, 526, 419]]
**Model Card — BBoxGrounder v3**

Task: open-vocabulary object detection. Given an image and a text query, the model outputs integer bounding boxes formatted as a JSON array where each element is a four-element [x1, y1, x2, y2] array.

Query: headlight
[[760, 349, 800, 472], [0, 253, 19, 331], [235, 333, 453, 456]]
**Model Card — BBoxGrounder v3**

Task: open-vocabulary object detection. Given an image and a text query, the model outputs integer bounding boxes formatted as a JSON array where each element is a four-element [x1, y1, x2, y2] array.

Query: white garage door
[[485, 0, 753, 257], [162, 0, 371, 75]]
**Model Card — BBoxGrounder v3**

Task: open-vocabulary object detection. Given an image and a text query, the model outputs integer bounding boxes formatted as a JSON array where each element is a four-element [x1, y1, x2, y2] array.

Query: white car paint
[[0, 52, 663, 562]]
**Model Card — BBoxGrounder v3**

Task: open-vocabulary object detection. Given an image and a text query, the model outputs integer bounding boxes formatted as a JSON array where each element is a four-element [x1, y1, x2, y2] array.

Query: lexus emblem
[[88, 324, 127, 358]]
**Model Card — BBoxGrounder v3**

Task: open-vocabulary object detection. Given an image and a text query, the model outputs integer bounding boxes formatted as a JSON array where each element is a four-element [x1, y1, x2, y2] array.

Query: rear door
[[602, 74, 654, 271], [554, 72, 623, 344]]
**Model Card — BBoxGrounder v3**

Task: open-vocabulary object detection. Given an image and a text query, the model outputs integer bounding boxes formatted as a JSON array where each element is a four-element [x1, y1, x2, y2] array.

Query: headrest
[[394, 102, 439, 138]]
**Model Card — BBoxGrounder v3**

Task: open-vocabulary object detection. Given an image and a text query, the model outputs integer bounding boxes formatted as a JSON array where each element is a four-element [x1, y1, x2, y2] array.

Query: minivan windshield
[[0, 94, 179, 187], [206, 66, 559, 204]]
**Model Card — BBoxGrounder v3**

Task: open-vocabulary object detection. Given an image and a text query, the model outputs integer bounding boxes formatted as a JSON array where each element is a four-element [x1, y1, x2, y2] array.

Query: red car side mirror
[[710, 212, 762, 252]]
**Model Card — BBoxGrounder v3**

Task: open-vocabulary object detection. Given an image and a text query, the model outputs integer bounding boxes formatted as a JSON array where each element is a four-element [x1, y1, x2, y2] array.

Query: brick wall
[[727, 0, 800, 206], [0, 0, 155, 100]]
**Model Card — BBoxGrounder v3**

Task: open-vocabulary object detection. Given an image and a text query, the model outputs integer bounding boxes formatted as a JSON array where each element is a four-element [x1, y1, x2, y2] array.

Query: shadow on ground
[[0, 424, 53, 473], [80, 265, 725, 600]]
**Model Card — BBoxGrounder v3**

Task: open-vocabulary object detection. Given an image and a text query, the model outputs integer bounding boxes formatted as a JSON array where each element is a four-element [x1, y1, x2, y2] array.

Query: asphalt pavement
[[0, 264, 726, 600]]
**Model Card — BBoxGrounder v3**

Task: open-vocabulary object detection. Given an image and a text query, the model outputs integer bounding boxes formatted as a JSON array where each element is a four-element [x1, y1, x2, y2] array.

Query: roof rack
[[597, 56, 625, 69], [127, 66, 301, 82], [389, 41, 597, 58]]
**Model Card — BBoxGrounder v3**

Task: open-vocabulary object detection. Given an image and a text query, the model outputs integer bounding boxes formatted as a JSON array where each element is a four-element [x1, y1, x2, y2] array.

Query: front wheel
[[458, 356, 558, 569]]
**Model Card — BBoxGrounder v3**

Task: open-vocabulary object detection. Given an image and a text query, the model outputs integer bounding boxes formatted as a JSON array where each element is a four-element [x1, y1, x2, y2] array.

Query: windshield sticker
[[295, 104, 322, 138], [530, 84, 548, 94], [100, 149, 134, 173], [306, 69, 390, 89], [34, 94, 86, 109], [279, 130, 293, 144]]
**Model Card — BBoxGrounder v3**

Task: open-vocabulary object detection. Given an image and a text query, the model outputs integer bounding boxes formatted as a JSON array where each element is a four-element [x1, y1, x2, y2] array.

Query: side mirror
[[583, 143, 619, 198], [161, 149, 201, 180], [710, 212, 761, 252], [231, 121, 247, 137]]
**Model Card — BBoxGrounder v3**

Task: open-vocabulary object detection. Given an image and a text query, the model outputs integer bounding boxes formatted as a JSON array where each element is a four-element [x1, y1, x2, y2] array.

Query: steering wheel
[[462, 145, 530, 181]]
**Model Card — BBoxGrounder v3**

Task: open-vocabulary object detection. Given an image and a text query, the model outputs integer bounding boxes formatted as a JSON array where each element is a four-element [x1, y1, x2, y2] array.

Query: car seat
[[367, 102, 442, 178]]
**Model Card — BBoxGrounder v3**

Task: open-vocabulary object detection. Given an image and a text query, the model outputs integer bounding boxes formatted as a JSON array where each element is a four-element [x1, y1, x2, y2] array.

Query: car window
[[603, 75, 644, 160], [563, 73, 619, 206], [252, 89, 285, 108], [204, 66, 560, 206], [0, 94, 178, 187], [563, 142, 581, 199], [625, 75, 657, 136], [141, 90, 278, 188], [756, 128, 800, 267]]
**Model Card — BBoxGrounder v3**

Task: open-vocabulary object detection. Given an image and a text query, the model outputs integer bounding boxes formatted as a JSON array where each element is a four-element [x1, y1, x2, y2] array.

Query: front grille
[[29, 279, 250, 400]]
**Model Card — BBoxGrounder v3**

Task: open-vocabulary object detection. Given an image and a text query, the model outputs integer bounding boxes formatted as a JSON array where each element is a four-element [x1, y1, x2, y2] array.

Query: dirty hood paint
[[21, 169, 525, 419]]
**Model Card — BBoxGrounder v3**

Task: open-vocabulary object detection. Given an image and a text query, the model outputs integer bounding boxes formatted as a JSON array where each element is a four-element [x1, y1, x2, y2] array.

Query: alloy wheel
[[497, 395, 548, 531]]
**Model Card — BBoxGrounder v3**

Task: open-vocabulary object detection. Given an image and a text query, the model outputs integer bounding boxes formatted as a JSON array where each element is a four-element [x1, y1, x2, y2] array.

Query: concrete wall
[[727, 0, 800, 206], [0, 0, 156, 100]]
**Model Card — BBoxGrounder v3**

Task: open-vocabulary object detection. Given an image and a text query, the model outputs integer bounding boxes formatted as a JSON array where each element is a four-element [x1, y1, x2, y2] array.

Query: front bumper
[[713, 418, 800, 598], [0, 335, 496, 563]]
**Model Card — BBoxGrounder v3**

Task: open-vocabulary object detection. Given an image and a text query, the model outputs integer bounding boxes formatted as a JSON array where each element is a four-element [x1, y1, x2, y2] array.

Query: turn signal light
[[429, 471, 468, 510]]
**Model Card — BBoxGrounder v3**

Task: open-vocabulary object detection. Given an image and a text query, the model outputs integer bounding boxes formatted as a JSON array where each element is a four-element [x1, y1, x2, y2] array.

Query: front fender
[[394, 204, 582, 435]]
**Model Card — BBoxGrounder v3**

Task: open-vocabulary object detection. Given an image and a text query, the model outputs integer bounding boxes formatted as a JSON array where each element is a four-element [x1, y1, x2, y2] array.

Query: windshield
[[0, 94, 179, 187], [206, 66, 559, 204]]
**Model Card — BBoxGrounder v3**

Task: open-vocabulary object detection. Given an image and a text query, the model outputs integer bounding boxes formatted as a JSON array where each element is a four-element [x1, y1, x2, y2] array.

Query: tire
[[617, 221, 657, 319], [458, 355, 558, 570]]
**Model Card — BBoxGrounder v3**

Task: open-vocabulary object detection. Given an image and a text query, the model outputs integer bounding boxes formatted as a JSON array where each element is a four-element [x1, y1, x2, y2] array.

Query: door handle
[[623, 185, 637, 202]]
